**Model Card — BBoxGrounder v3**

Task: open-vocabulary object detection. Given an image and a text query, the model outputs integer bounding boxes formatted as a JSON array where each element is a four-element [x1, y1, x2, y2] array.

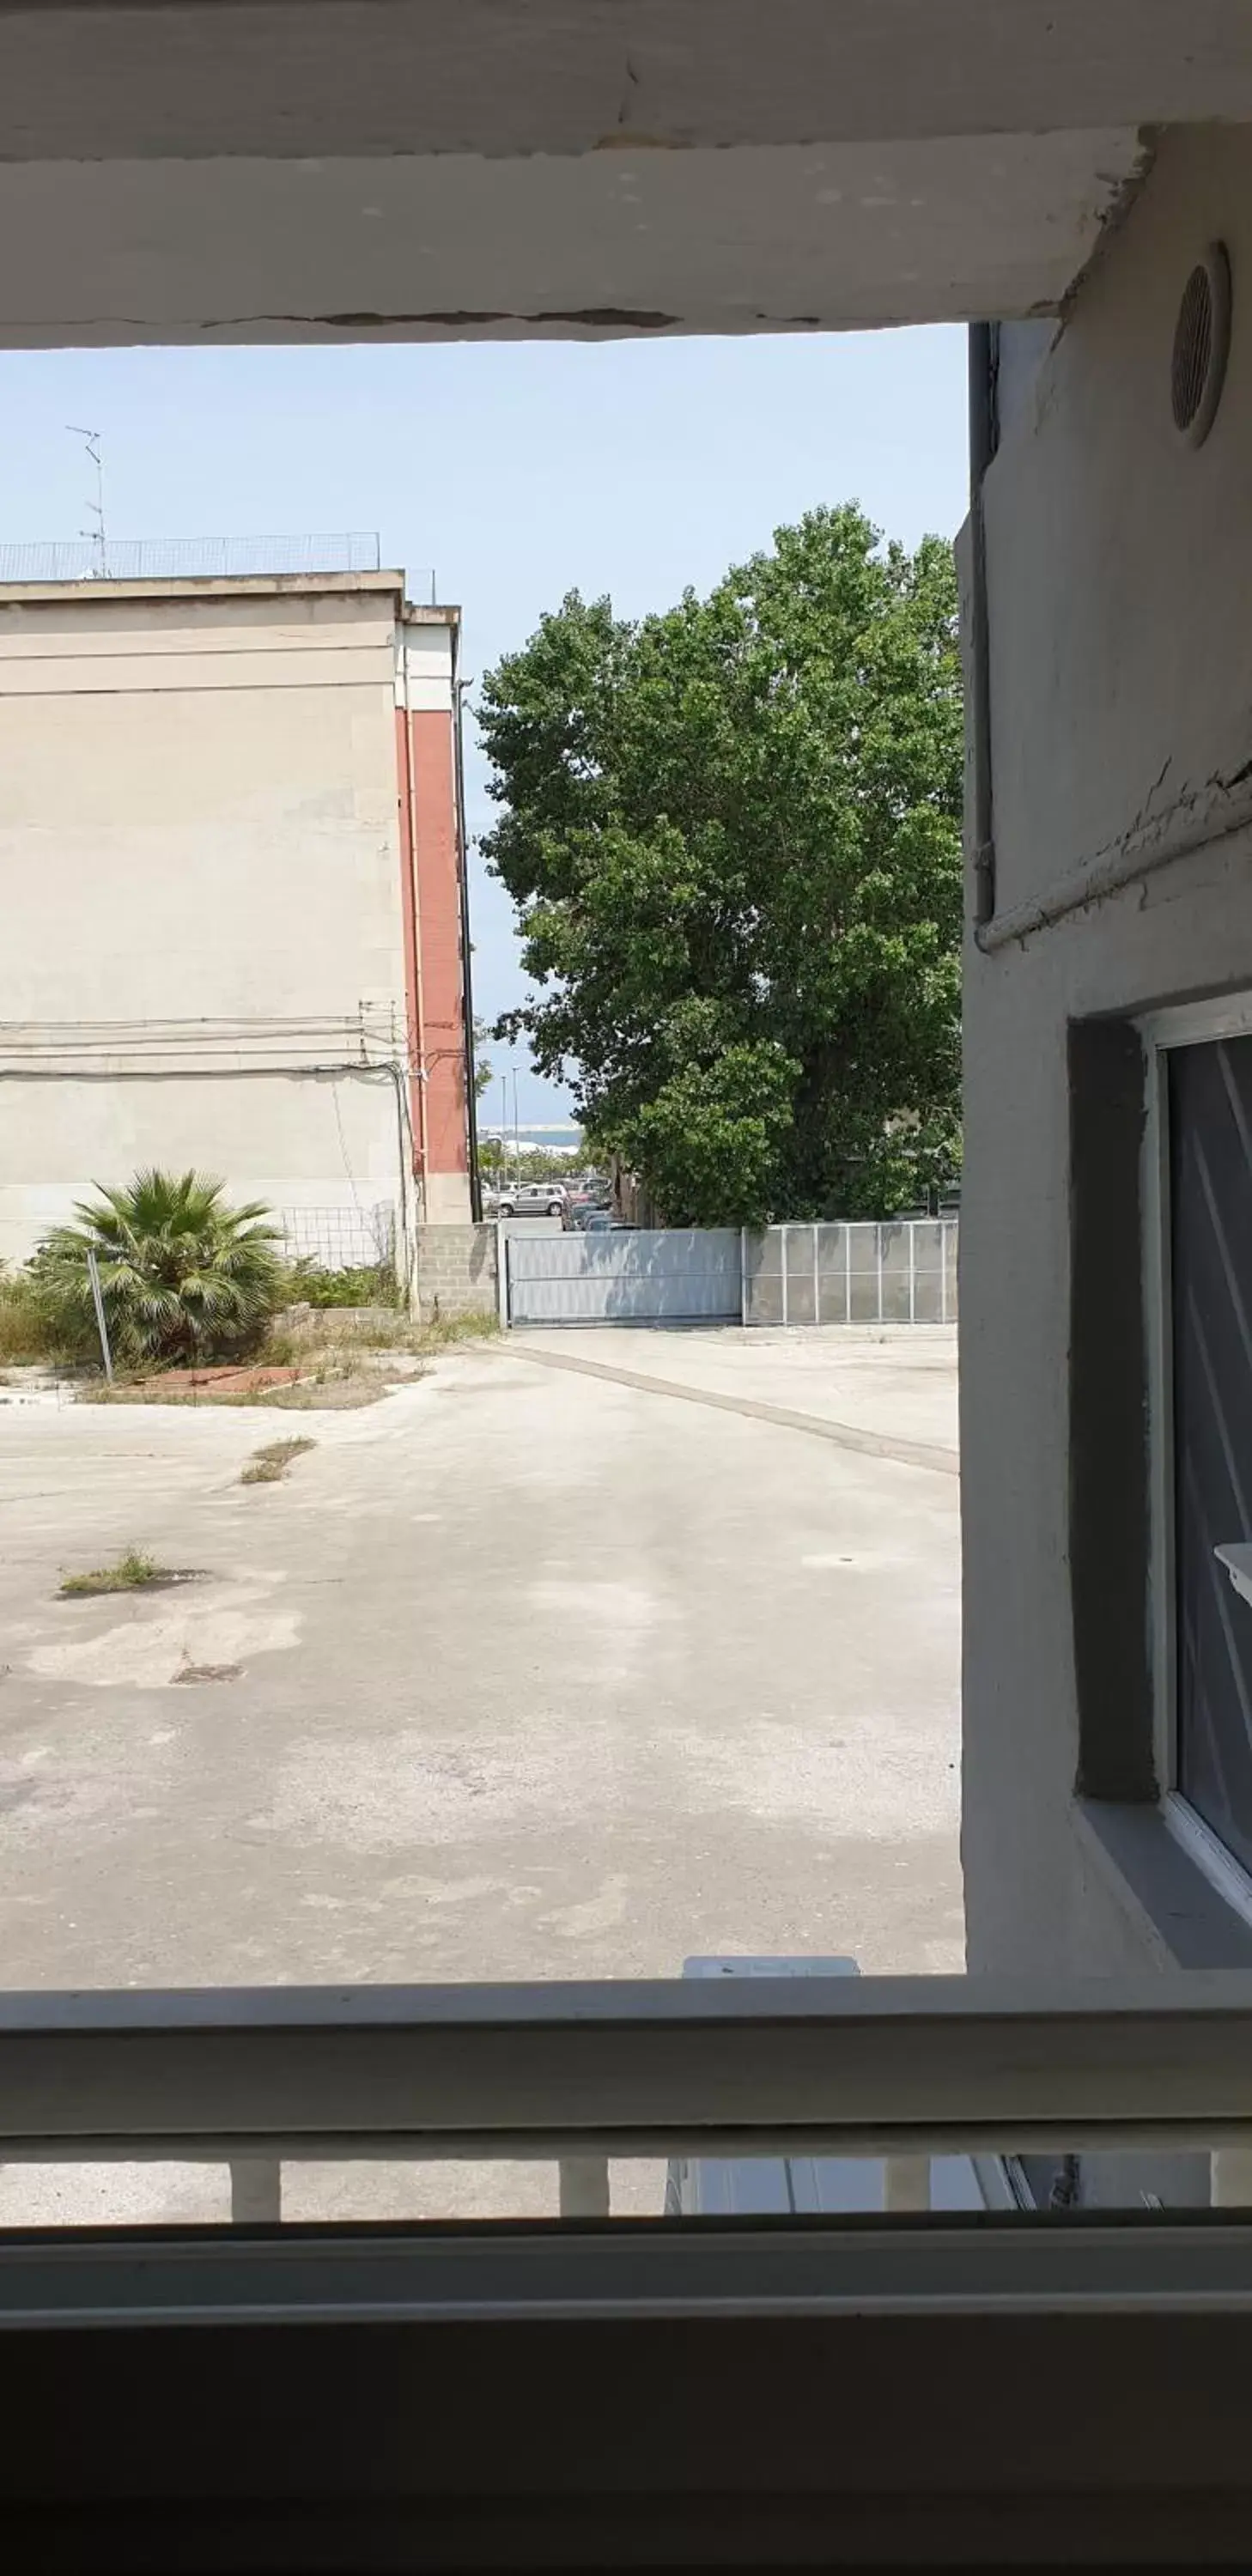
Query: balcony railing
[[8, 1978, 1252, 2562], [5, 1973, 1252, 2230]]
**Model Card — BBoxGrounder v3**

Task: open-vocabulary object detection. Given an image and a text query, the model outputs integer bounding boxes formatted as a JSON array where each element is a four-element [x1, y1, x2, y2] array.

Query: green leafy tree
[[479, 506, 963, 1224], [35, 1169, 283, 1367]]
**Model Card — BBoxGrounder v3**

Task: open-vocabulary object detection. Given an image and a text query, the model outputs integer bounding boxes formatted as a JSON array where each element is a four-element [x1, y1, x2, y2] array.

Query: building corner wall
[[961, 126, 1252, 1984]]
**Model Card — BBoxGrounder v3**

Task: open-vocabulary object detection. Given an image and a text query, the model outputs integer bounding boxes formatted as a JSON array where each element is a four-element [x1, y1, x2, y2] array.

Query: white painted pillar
[[559, 2155, 611, 2218], [884, 2155, 931, 2211], [230, 2157, 282, 2223], [1211, 2147, 1252, 2205]]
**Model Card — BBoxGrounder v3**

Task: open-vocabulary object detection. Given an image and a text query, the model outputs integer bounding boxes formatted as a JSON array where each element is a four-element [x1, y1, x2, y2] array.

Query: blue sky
[[0, 329, 969, 1119]]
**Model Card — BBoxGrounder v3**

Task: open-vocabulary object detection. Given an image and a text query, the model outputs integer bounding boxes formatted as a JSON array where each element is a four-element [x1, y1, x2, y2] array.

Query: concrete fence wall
[[414, 1222, 500, 1321]]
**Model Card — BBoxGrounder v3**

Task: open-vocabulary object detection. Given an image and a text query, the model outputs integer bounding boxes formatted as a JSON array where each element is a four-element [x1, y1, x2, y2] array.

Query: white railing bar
[[10, 2221, 1252, 2329], [11, 2117, 1252, 2163], [4, 1970, 1252, 2034], [5, 1977, 1252, 2149]]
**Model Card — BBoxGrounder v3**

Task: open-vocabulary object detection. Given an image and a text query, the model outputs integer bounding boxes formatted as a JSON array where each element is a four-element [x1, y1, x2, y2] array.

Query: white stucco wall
[[0, 577, 412, 1264], [1, 1071, 408, 1268], [963, 127, 1252, 1985]]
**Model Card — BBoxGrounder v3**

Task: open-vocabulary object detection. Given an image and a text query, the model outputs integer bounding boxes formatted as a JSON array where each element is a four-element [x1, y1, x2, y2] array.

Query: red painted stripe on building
[[393, 704, 427, 1178], [408, 706, 469, 1192]]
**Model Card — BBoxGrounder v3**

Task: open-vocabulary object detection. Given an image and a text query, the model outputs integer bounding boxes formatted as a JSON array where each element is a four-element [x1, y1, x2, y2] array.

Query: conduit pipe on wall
[[967, 321, 997, 935], [453, 666, 483, 1224], [397, 638, 430, 1209]]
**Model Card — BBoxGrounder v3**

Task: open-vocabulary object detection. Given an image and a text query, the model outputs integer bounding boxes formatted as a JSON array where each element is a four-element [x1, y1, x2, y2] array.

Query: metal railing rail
[[0, 533, 386, 582], [5, 1977, 1252, 2171]]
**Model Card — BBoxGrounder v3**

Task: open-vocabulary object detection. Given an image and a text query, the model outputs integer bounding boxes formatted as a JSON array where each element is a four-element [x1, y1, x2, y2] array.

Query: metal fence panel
[[278, 1204, 396, 1273], [744, 1222, 957, 1326], [742, 1227, 783, 1325], [507, 1228, 741, 1326], [783, 1224, 817, 1326], [881, 1224, 913, 1323], [502, 1221, 956, 1328]]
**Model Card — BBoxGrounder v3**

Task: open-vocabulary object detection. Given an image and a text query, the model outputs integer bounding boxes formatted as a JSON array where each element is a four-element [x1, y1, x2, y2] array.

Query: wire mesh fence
[[277, 1205, 398, 1274], [0, 534, 388, 584], [745, 1220, 957, 1326]]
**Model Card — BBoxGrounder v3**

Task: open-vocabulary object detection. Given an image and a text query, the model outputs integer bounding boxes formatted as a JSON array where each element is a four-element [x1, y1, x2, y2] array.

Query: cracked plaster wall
[[6, 1, 1245, 343]]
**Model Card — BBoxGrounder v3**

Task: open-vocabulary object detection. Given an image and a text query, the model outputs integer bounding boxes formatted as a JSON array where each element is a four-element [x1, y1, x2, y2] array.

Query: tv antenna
[[66, 425, 107, 576]]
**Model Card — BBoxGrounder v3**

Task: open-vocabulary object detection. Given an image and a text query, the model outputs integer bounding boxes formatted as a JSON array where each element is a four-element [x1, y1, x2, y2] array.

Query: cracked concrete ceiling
[[0, 2, 1248, 343]]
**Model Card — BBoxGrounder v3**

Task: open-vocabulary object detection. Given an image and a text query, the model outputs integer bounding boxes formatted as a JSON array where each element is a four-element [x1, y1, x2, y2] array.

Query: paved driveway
[[0, 1327, 960, 2218]]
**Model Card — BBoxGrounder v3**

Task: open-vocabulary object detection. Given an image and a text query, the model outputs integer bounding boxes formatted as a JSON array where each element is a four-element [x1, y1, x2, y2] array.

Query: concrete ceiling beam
[[0, 3, 1239, 343], [1, 3, 1249, 161]]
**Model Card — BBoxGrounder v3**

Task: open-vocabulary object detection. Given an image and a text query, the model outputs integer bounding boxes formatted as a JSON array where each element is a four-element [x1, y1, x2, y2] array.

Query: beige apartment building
[[0, 556, 474, 1276]]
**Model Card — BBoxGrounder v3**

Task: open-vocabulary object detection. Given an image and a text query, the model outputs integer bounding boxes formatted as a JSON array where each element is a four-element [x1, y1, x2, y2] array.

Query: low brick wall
[[414, 1222, 500, 1321]]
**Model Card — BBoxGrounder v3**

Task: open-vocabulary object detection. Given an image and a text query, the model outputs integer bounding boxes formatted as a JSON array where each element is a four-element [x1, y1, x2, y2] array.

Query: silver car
[[496, 1182, 568, 1219]]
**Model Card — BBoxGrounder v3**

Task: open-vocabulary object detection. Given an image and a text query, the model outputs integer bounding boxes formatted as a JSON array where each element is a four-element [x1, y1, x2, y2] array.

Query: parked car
[[581, 1209, 625, 1231], [497, 1182, 568, 1219]]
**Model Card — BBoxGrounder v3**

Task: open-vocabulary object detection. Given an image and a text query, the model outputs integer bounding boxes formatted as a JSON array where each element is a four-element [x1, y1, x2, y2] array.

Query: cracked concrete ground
[[0, 1326, 960, 2221]]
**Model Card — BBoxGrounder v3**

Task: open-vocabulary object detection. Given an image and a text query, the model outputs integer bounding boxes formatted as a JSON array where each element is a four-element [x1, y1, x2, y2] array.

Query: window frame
[[1140, 988, 1252, 1926]]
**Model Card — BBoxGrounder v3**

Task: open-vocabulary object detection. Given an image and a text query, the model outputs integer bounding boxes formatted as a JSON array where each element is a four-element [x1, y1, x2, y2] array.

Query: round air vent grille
[[1171, 243, 1232, 447]]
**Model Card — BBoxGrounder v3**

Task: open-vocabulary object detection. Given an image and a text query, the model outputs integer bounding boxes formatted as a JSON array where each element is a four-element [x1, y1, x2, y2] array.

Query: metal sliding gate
[[505, 1227, 742, 1326]]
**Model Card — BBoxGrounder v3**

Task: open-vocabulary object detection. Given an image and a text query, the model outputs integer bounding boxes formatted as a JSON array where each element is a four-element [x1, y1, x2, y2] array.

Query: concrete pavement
[[0, 1327, 960, 2220]]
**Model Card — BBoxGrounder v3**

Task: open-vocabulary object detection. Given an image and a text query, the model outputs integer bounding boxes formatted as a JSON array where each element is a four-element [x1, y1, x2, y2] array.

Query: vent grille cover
[[1171, 244, 1232, 447]]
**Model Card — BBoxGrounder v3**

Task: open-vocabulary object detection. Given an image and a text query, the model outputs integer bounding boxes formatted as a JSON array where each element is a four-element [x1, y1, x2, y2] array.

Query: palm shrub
[[0, 1262, 94, 1366], [34, 1170, 284, 1369]]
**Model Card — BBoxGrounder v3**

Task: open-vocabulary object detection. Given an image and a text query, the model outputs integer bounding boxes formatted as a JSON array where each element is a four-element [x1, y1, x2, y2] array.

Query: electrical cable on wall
[[329, 1077, 362, 1217]]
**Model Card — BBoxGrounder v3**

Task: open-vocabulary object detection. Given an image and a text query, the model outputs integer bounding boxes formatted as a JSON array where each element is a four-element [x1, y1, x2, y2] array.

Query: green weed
[[59, 1548, 179, 1599], [240, 1437, 317, 1485]]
